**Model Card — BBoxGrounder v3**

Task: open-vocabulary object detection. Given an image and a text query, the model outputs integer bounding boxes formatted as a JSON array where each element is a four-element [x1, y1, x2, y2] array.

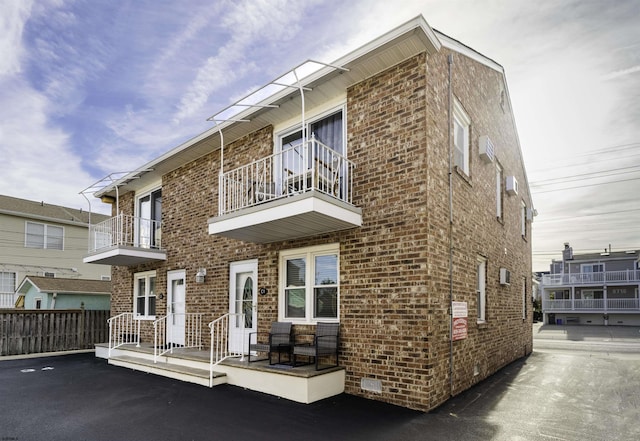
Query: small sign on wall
[[452, 301, 468, 318], [453, 317, 468, 341]]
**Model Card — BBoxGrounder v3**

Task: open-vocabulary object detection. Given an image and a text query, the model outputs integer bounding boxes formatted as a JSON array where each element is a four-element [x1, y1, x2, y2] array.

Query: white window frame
[[522, 277, 527, 320], [278, 243, 340, 324], [0, 271, 16, 294], [496, 163, 503, 220], [133, 270, 157, 320], [520, 200, 527, 238], [477, 256, 487, 323], [453, 98, 471, 176], [25, 221, 64, 250], [34, 297, 43, 309], [135, 186, 162, 249]]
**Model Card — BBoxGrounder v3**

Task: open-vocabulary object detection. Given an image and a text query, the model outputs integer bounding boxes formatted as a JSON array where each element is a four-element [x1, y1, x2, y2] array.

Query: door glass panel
[[242, 277, 253, 328]]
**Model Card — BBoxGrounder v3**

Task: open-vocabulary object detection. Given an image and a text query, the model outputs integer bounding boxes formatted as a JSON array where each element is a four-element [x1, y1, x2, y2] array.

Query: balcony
[[542, 270, 640, 287], [543, 298, 640, 312], [208, 138, 362, 243], [84, 214, 167, 266]]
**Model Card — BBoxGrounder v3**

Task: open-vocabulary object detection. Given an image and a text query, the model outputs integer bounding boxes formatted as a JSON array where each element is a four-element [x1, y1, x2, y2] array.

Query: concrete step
[[109, 355, 227, 387]]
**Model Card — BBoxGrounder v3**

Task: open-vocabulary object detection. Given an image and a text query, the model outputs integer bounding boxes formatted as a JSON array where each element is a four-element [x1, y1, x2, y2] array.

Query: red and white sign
[[453, 317, 468, 341]]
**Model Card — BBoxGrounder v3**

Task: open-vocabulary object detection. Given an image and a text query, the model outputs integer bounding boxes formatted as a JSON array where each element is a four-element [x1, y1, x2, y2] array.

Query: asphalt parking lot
[[1, 325, 640, 441]]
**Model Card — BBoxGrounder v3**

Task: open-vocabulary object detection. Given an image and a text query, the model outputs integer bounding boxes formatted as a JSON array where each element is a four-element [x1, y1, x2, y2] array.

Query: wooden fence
[[0, 309, 109, 356]]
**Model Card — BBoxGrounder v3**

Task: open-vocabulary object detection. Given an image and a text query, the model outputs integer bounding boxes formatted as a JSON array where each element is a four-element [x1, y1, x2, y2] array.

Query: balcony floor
[[83, 245, 167, 266], [208, 191, 362, 243]]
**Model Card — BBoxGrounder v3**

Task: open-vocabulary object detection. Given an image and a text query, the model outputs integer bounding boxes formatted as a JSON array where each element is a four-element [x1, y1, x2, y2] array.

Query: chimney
[[562, 243, 573, 261]]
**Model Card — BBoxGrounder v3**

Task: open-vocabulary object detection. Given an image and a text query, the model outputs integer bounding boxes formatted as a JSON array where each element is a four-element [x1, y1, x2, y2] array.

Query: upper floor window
[[581, 263, 604, 273], [496, 163, 503, 220], [134, 270, 156, 319], [520, 200, 527, 238], [25, 222, 63, 250], [279, 243, 339, 324], [136, 188, 162, 249], [453, 99, 471, 175], [277, 108, 345, 195]]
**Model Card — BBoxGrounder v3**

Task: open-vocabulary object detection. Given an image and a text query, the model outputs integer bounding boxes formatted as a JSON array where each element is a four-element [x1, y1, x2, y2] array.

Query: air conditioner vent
[[478, 135, 495, 163], [500, 268, 511, 285], [506, 176, 518, 196]]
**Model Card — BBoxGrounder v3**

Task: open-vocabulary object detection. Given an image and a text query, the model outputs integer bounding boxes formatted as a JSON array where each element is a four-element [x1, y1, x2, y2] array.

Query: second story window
[[137, 188, 162, 249], [25, 222, 63, 250], [453, 98, 471, 176], [496, 163, 503, 220]]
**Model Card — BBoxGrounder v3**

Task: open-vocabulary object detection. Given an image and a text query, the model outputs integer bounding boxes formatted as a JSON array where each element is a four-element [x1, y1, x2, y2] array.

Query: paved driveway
[[1, 328, 640, 441]]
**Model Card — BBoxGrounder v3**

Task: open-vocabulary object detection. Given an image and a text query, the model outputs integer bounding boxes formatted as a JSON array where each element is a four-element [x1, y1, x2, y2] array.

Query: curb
[[0, 349, 95, 362]]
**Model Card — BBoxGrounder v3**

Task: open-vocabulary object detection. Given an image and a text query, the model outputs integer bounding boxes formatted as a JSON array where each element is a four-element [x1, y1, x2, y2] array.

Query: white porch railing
[[218, 136, 355, 215], [0, 293, 16, 308], [108, 312, 140, 357], [542, 269, 640, 286], [88, 213, 162, 253], [208, 313, 245, 387], [153, 313, 205, 363], [543, 298, 640, 311]]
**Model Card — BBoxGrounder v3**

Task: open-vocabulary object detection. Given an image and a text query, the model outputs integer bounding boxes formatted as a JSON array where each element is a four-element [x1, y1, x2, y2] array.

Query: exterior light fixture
[[196, 268, 207, 284]]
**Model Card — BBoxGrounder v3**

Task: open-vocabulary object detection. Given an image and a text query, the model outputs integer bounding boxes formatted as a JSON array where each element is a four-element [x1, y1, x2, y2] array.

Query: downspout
[[447, 53, 454, 398]]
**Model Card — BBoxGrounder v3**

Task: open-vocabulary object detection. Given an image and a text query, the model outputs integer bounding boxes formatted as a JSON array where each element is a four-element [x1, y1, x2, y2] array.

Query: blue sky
[[1, 0, 639, 270]]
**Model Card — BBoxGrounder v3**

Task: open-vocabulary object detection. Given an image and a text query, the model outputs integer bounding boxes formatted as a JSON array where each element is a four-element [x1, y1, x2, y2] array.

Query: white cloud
[[0, 0, 33, 76]]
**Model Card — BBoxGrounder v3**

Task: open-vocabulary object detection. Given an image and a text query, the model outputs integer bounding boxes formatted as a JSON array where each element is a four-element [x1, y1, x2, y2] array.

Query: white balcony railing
[[88, 213, 162, 253], [218, 136, 355, 215], [542, 270, 640, 286], [543, 298, 640, 311]]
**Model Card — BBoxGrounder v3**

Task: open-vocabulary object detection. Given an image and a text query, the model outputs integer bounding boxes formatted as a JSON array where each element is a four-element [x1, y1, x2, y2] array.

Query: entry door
[[228, 260, 258, 354], [167, 270, 186, 346]]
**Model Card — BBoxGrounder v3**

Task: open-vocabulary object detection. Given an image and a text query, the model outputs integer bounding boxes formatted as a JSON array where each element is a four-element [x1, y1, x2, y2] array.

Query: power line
[[530, 165, 640, 187], [533, 208, 640, 223], [531, 176, 640, 194]]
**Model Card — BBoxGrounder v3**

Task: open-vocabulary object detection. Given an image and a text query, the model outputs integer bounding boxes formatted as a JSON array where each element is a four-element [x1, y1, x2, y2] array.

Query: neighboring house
[[0, 195, 112, 308], [540, 243, 640, 326], [83, 15, 533, 412], [16, 276, 111, 310]]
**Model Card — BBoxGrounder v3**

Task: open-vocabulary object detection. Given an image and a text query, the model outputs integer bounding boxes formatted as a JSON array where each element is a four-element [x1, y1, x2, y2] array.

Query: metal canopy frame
[[206, 59, 348, 177]]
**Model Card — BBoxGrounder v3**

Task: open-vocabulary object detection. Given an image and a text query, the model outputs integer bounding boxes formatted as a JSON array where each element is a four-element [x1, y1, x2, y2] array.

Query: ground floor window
[[134, 270, 156, 319], [279, 243, 339, 324]]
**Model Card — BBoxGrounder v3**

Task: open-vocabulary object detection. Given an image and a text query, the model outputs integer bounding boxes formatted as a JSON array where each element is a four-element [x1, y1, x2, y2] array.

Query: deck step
[[109, 355, 227, 387]]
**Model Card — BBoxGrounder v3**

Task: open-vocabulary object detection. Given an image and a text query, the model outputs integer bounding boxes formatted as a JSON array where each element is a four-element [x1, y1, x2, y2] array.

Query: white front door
[[167, 270, 186, 346], [228, 260, 257, 354]]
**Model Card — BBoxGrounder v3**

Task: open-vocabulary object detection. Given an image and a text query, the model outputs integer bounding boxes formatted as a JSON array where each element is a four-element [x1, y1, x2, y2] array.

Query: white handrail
[[107, 312, 140, 357], [154, 313, 205, 363], [208, 313, 245, 387]]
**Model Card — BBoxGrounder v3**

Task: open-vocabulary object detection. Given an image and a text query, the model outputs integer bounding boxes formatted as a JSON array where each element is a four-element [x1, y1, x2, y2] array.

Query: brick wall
[[107, 47, 532, 412]]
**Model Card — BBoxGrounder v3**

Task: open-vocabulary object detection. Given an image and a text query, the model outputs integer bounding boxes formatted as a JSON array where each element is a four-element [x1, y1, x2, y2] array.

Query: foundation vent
[[361, 378, 382, 393]]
